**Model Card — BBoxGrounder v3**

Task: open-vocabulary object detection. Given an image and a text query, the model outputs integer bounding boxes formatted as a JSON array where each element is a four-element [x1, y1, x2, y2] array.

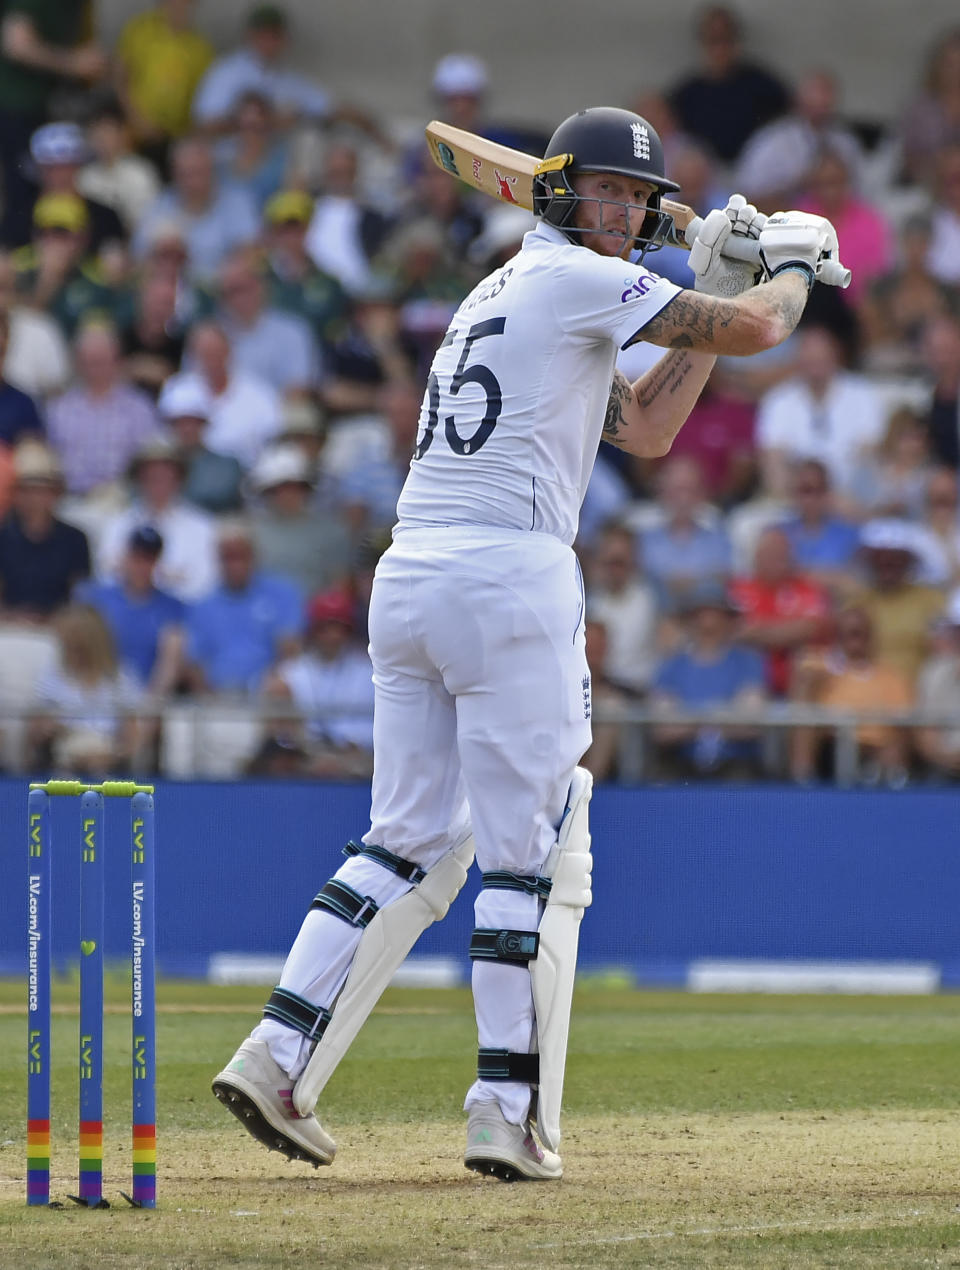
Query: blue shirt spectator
[[185, 523, 304, 693], [639, 455, 732, 609], [777, 458, 861, 583], [0, 379, 43, 446], [132, 138, 260, 285], [75, 526, 185, 688], [191, 8, 330, 129]]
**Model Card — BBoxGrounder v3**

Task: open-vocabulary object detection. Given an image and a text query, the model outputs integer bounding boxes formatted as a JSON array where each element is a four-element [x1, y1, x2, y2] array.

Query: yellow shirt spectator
[[117, 4, 214, 141]]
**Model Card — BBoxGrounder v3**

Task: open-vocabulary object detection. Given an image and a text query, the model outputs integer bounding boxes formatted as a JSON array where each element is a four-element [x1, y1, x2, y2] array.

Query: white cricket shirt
[[396, 221, 681, 545]]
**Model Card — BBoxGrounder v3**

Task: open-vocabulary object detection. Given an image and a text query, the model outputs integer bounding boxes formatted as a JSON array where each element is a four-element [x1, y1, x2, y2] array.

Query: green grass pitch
[[0, 979, 958, 1267]]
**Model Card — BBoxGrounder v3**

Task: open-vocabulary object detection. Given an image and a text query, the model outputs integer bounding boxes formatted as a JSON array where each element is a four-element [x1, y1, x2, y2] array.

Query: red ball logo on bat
[[494, 169, 519, 204]]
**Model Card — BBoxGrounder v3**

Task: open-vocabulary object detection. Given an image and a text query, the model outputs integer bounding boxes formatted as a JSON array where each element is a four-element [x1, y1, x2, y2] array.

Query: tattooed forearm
[[602, 369, 634, 447], [641, 294, 738, 349], [637, 351, 693, 409]]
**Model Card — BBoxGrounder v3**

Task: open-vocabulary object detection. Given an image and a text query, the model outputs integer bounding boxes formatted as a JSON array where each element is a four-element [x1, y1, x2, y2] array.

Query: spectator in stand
[[322, 284, 417, 417], [12, 194, 124, 337], [337, 378, 420, 535], [667, 6, 788, 167], [755, 325, 887, 500], [917, 467, 960, 587], [789, 604, 913, 786], [639, 455, 732, 611], [261, 190, 348, 344], [96, 436, 218, 603], [426, 52, 549, 158], [215, 248, 319, 395], [115, 0, 214, 167], [649, 580, 767, 780], [24, 122, 126, 253], [585, 522, 659, 697], [248, 443, 353, 595], [0, 3, 107, 247], [157, 374, 244, 513], [408, 161, 486, 263], [0, 441, 89, 617], [915, 588, 960, 779], [579, 618, 630, 784], [264, 586, 375, 778], [168, 321, 281, 468], [119, 268, 185, 400], [796, 148, 894, 305], [76, 525, 184, 693], [847, 408, 934, 523], [183, 519, 304, 695], [27, 603, 142, 776], [925, 143, 960, 285], [305, 142, 393, 298], [192, 4, 334, 135], [855, 519, 946, 685], [46, 323, 160, 497], [0, 249, 70, 399], [919, 314, 960, 470], [735, 70, 865, 211], [858, 215, 956, 376], [730, 526, 832, 698], [0, 310, 43, 447], [666, 372, 758, 509], [78, 101, 161, 232], [777, 459, 861, 595], [899, 29, 960, 187], [214, 90, 288, 211], [380, 219, 472, 379], [133, 137, 260, 285]]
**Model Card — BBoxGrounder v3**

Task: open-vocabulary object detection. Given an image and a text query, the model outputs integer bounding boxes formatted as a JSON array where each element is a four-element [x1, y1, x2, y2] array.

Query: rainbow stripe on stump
[[78, 1121, 103, 1202], [26, 1119, 50, 1204], [131, 1124, 156, 1206]]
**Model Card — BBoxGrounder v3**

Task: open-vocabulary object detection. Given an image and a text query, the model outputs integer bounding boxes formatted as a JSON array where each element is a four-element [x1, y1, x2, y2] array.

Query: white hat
[[159, 374, 213, 421], [30, 121, 88, 166], [468, 206, 534, 264], [249, 444, 313, 492], [432, 53, 488, 97], [859, 519, 921, 555]]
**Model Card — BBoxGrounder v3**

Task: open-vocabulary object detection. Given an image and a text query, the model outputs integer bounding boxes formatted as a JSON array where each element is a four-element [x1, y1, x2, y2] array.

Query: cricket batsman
[[214, 106, 844, 1181]]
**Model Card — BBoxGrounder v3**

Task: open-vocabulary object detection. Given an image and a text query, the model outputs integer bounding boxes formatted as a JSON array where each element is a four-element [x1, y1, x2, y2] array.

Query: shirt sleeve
[[553, 250, 682, 347], [191, 58, 237, 123]]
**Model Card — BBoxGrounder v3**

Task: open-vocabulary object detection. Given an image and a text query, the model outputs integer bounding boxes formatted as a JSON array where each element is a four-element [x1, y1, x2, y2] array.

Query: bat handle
[[681, 216, 852, 289]]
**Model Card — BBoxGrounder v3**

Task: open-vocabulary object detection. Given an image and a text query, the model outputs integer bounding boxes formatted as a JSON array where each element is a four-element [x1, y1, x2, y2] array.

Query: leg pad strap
[[343, 840, 427, 884], [311, 879, 379, 928], [263, 987, 332, 1040], [478, 1048, 540, 1084], [469, 928, 539, 963], [480, 870, 552, 899]]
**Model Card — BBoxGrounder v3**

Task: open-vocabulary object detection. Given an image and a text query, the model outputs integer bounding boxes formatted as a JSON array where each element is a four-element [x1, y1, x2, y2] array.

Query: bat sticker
[[494, 170, 518, 203], [436, 141, 460, 176]]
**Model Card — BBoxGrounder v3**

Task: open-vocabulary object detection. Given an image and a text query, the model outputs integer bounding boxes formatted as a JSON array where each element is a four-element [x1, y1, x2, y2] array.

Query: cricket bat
[[425, 120, 851, 287]]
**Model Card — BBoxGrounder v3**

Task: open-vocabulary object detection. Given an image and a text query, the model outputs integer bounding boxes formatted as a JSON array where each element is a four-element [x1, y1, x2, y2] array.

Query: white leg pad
[[292, 832, 475, 1116], [531, 766, 593, 1152]]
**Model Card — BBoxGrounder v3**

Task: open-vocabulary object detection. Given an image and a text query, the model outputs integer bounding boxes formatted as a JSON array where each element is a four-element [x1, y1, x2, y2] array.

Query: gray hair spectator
[[216, 248, 320, 395], [132, 136, 260, 283], [585, 522, 659, 696], [168, 321, 281, 469], [46, 323, 161, 497]]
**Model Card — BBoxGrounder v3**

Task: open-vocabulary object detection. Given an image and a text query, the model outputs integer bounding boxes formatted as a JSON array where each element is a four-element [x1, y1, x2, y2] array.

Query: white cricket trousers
[[257, 525, 592, 1126]]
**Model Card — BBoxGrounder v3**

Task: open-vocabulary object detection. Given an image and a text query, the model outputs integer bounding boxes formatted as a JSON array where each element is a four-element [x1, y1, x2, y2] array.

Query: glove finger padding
[[691, 205, 762, 298], [726, 194, 765, 240]]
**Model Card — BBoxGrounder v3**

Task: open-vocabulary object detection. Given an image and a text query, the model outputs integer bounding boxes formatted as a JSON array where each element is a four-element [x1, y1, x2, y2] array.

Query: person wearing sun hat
[[262, 189, 348, 339]]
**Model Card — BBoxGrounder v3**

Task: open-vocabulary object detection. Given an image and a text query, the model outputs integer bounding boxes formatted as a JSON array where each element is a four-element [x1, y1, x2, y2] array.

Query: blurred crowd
[[1, 1, 960, 785]]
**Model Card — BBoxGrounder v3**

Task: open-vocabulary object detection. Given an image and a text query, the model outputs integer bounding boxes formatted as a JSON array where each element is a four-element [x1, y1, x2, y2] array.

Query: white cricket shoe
[[212, 1037, 336, 1167], [464, 1101, 563, 1181]]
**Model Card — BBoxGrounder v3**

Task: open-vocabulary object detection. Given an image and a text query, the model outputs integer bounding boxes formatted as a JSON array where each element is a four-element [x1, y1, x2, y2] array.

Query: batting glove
[[758, 211, 840, 290], [690, 195, 766, 298]]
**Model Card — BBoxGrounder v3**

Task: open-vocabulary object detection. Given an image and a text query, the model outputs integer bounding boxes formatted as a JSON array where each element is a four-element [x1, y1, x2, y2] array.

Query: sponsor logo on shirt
[[620, 274, 656, 303]]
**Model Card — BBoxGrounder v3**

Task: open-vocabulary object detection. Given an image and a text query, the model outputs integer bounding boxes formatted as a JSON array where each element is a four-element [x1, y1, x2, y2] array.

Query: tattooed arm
[[636, 271, 810, 356], [602, 352, 716, 458]]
